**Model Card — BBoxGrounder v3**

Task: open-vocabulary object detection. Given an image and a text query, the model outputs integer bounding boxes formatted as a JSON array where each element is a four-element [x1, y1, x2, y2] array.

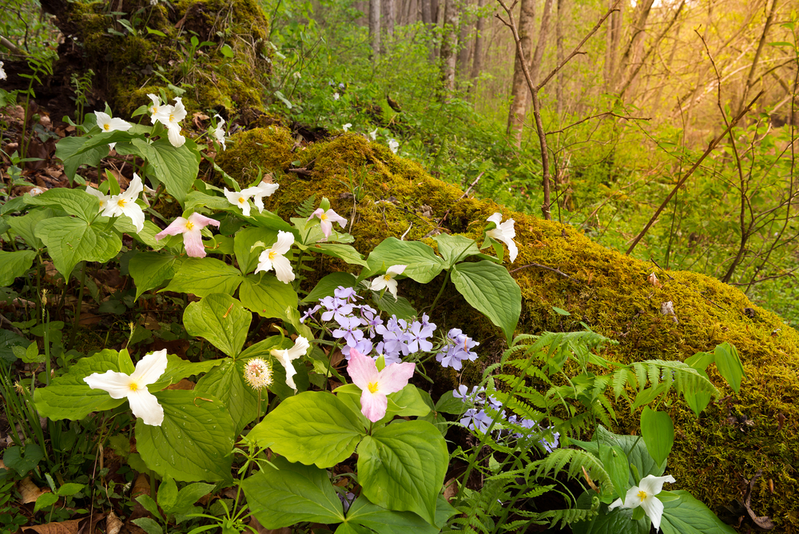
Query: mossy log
[[218, 127, 799, 532]]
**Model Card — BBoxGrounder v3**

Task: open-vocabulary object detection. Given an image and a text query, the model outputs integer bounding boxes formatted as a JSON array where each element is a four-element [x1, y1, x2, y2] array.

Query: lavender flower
[[436, 328, 479, 370], [332, 315, 365, 348], [460, 408, 493, 433]]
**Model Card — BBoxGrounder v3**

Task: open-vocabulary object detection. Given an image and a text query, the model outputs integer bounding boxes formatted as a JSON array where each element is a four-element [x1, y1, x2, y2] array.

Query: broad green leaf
[[162, 257, 243, 297], [5, 207, 53, 248], [129, 252, 182, 300], [383, 385, 431, 420], [157, 477, 178, 512], [434, 390, 468, 415], [0, 250, 36, 286], [151, 354, 222, 390], [713, 342, 744, 393], [114, 217, 165, 248], [33, 492, 59, 512], [242, 456, 345, 529], [3, 443, 44, 477], [371, 292, 417, 321], [234, 226, 278, 274], [335, 524, 372, 534], [136, 390, 235, 483], [35, 217, 122, 280], [640, 407, 674, 467], [660, 490, 737, 534], [27, 188, 99, 221], [184, 190, 233, 212], [239, 274, 298, 319], [366, 238, 445, 283], [56, 483, 84, 496], [123, 138, 199, 204], [132, 517, 163, 534], [358, 420, 448, 525], [172, 483, 216, 515], [571, 503, 649, 534], [598, 444, 630, 501], [345, 495, 439, 534], [303, 272, 358, 303], [195, 359, 259, 435], [33, 349, 133, 420], [248, 391, 366, 468], [0, 329, 30, 365], [594, 426, 665, 484], [183, 293, 251, 357], [450, 261, 520, 345], [56, 132, 133, 180], [313, 243, 367, 267], [432, 233, 480, 268]]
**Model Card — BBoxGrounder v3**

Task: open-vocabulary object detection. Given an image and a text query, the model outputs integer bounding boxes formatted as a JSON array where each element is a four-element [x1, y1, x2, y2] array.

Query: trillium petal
[[271, 348, 298, 391], [287, 336, 310, 359], [272, 231, 294, 255], [359, 389, 387, 422], [369, 276, 388, 292], [386, 265, 406, 276], [639, 474, 676, 495], [129, 349, 168, 386], [167, 125, 185, 148], [272, 255, 295, 284], [641, 493, 665, 530], [377, 361, 415, 395], [385, 278, 399, 299], [188, 213, 220, 228], [254, 251, 273, 274], [124, 204, 145, 233], [84, 370, 133, 399], [348, 349, 379, 392], [127, 389, 165, 426], [182, 227, 206, 257], [155, 217, 188, 240]]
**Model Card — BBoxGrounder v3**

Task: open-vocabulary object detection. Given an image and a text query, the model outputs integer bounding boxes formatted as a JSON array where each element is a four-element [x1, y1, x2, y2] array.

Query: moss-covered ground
[[217, 127, 799, 531]]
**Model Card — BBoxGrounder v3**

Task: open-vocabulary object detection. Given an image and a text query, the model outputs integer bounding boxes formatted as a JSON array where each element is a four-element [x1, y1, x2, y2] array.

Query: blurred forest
[[2, 0, 798, 326]]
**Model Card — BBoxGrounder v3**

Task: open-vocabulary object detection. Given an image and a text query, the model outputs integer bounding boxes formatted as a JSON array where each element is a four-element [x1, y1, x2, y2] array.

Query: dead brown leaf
[[22, 518, 84, 534], [166, 378, 195, 390], [106, 510, 123, 534], [18, 476, 50, 504], [443, 477, 458, 502]]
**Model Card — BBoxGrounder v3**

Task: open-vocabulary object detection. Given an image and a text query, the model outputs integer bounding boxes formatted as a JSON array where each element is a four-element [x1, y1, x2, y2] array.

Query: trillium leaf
[[33, 349, 134, 420], [135, 390, 235, 483], [5, 207, 53, 248], [303, 272, 358, 303], [129, 252, 183, 300], [239, 274, 298, 320], [598, 444, 630, 501], [248, 391, 366, 468], [26, 188, 99, 222], [450, 260, 521, 345], [35, 217, 122, 280], [358, 420, 448, 525], [345, 495, 439, 534], [242, 455, 345, 529], [365, 238, 445, 283], [640, 407, 674, 467], [571, 502, 649, 534], [125, 138, 199, 204], [162, 257, 243, 297], [183, 293, 251, 358], [234, 226, 278, 274], [432, 233, 480, 269], [195, 359, 259, 435], [659, 490, 737, 534], [313, 243, 367, 267], [0, 250, 36, 287]]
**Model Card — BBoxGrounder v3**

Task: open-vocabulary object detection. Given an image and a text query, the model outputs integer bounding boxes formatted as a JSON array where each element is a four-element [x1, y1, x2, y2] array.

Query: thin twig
[[509, 262, 575, 281], [546, 112, 650, 135], [0, 313, 25, 336]]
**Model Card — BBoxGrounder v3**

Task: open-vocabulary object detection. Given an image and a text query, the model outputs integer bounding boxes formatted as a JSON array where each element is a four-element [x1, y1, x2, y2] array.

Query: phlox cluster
[[436, 328, 479, 370], [453, 384, 560, 453]]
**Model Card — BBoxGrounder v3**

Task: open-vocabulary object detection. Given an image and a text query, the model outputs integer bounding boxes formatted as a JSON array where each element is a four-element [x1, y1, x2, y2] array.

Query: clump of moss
[[56, 0, 270, 116], [217, 124, 799, 531]]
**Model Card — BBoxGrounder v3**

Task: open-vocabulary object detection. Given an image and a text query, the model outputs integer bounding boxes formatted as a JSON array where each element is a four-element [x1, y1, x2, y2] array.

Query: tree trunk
[[468, 0, 486, 90], [421, 0, 433, 24], [457, 0, 472, 76], [506, 0, 536, 144], [613, 0, 654, 93], [370, 0, 381, 53], [556, 0, 565, 118], [604, 0, 622, 91], [384, 0, 396, 37], [439, 0, 460, 96], [736, 0, 779, 115]]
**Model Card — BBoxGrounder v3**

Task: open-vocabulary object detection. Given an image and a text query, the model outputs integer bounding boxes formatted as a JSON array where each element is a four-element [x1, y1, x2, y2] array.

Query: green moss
[[66, 0, 270, 116], [218, 124, 799, 530]]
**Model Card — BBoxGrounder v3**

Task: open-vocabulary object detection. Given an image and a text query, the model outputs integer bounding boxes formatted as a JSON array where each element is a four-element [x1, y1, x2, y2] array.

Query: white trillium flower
[[94, 111, 132, 150], [369, 129, 378, 141], [387, 138, 399, 153], [224, 187, 254, 216], [369, 264, 406, 300], [486, 212, 518, 263], [255, 231, 295, 284], [146, 94, 163, 124], [152, 97, 187, 147], [333, 92, 340, 101], [212, 114, 227, 150], [608, 474, 676, 531], [342, 123, 352, 132], [83, 349, 168, 426], [270, 336, 310, 391], [0, 61, 6, 80], [240, 180, 279, 213], [103, 173, 145, 233]]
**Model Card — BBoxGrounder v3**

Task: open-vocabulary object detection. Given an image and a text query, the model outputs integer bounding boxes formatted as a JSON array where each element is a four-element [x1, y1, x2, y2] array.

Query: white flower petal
[[127, 389, 165, 425], [129, 349, 168, 386], [272, 255, 295, 284], [84, 371, 134, 399]]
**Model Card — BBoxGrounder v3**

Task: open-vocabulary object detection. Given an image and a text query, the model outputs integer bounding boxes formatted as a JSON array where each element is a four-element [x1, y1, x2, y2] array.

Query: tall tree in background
[[384, 0, 396, 37], [468, 0, 486, 92], [506, 0, 536, 144], [370, 0, 381, 52], [439, 0, 461, 95], [736, 0, 779, 115]]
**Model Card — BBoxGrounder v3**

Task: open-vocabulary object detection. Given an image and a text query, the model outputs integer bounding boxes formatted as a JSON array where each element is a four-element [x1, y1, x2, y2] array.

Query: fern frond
[[294, 194, 317, 218], [537, 494, 600, 529]]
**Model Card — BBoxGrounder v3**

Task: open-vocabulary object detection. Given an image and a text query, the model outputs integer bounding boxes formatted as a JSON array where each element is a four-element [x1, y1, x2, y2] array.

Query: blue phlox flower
[[359, 305, 383, 336], [334, 286, 360, 302], [342, 338, 374, 360], [460, 408, 493, 433], [332, 315, 365, 347], [300, 304, 321, 323], [320, 296, 354, 322], [406, 320, 434, 353]]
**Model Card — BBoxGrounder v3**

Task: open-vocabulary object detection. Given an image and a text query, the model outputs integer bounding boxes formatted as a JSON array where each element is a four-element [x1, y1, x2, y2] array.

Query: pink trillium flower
[[83, 349, 168, 426], [309, 207, 347, 240], [347, 348, 415, 422], [154, 212, 220, 258]]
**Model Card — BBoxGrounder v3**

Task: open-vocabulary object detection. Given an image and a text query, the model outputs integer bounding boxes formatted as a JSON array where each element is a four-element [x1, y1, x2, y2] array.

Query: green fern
[[294, 194, 317, 218]]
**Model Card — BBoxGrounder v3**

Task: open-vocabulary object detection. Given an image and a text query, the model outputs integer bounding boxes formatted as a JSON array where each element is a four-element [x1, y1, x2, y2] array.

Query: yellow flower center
[[383, 274, 392, 281], [238, 196, 246, 204], [117, 198, 127, 207], [185, 221, 195, 230], [169, 113, 175, 122], [320, 213, 328, 221], [129, 382, 139, 391], [637, 490, 647, 501], [104, 124, 111, 131], [269, 251, 277, 260], [368, 382, 379, 393]]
